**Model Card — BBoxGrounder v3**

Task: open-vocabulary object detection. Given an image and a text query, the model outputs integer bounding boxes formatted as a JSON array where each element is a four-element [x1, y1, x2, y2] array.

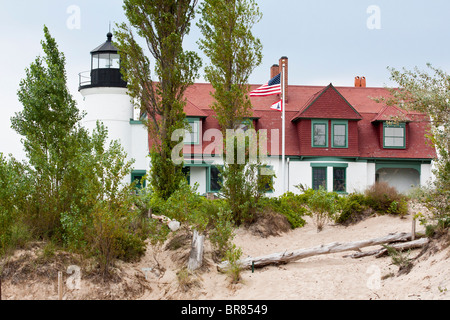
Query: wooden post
[[187, 230, 205, 271], [58, 271, 63, 300], [412, 218, 416, 241]]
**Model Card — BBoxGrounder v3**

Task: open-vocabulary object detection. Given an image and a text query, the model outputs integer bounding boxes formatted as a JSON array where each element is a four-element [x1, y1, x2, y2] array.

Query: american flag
[[249, 73, 282, 97]]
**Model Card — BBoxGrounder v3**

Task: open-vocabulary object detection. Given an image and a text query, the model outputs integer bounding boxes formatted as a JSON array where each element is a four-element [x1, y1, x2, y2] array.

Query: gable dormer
[[291, 83, 362, 121], [292, 84, 362, 157]]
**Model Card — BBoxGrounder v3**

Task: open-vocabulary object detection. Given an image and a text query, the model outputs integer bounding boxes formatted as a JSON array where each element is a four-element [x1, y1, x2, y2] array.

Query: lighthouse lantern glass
[[92, 53, 120, 70]]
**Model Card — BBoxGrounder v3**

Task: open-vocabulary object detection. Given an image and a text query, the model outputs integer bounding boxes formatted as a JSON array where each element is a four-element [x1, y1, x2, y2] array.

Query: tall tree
[[11, 26, 84, 237], [198, 0, 262, 131], [197, 0, 265, 224], [115, 0, 201, 199]]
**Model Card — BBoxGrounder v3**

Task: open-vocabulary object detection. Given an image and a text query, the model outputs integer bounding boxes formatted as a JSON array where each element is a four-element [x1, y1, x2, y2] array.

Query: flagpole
[[281, 63, 286, 194]]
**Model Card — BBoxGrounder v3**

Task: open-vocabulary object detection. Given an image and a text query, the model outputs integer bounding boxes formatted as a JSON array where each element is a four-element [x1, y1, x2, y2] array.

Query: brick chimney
[[361, 76, 366, 87], [355, 76, 367, 88], [270, 64, 280, 79], [279, 56, 288, 102]]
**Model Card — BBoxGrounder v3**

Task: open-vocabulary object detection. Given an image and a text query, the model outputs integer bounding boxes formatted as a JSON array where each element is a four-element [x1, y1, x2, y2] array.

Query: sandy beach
[[2, 212, 449, 300]]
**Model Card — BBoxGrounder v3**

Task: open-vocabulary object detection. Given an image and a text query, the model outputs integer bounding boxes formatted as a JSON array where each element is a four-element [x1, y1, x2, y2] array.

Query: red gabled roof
[[176, 83, 437, 160], [185, 99, 208, 118], [291, 84, 362, 121], [371, 105, 412, 122]]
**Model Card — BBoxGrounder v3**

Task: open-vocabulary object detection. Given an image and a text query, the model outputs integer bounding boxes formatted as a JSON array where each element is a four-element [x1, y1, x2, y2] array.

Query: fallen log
[[347, 237, 429, 259], [217, 232, 415, 272]]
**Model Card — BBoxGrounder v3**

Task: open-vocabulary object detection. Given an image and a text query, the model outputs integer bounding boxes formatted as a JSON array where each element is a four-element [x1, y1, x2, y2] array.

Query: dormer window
[[383, 122, 406, 149], [312, 120, 328, 148], [184, 118, 200, 145]]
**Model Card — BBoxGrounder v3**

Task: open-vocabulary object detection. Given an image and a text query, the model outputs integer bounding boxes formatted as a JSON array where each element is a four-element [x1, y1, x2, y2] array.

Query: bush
[[209, 208, 235, 261], [224, 244, 243, 284], [365, 182, 408, 215], [258, 193, 307, 230], [335, 192, 370, 225], [307, 187, 339, 232]]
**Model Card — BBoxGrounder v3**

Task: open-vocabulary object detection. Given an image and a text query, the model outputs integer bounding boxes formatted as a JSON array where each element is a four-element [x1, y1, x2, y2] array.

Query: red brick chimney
[[279, 56, 288, 102], [270, 64, 280, 79], [355, 76, 367, 88], [361, 76, 366, 88]]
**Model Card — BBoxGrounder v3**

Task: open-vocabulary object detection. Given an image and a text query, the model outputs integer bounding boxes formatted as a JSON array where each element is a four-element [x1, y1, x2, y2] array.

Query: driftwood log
[[188, 230, 205, 271], [347, 237, 429, 259], [217, 232, 422, 272]]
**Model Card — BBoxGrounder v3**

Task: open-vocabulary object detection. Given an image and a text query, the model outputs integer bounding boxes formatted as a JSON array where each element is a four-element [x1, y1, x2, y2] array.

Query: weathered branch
[[217, 232, 418, 272], [347, 237, 429, 259]]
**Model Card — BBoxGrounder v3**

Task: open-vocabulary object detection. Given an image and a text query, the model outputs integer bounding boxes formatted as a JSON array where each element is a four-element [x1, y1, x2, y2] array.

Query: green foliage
[[220, 160, 270, 225], [306, 187, 339, 232], [5, 27, 147, 277], [209, 208, 236, 261], [197, 0, 264, 225], [10, 26, 86, 240], [382, 64, 450, 231], [197, 0, 263, 130], [224, 244, 243, 284], [383, 245, 413, 272], [115, 0, 201, 200], [334, 193, 365, 225], [364, 182, 408, 216], [258, 193, 307, 229]]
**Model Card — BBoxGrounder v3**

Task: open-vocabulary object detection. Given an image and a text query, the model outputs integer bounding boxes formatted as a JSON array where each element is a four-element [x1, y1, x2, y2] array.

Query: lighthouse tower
[[79, 32, 149, 187]]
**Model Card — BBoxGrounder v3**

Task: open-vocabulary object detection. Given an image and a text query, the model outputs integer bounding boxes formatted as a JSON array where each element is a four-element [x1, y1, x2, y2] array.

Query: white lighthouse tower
[[78, 32, 149, 187]]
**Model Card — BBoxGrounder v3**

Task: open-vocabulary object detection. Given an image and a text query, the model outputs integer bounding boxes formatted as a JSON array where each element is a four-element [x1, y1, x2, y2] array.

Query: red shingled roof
[[291, 84, 362, 121], [176, 83, 437, 160], [371, 105, 412, 122]]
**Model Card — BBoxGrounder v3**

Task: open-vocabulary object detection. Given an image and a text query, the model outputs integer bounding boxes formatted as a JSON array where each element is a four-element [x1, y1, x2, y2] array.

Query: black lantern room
[[79, 32, 127, 90]]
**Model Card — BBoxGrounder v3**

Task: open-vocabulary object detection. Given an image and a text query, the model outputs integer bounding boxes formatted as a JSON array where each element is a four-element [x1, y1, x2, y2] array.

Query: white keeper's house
[[79, 33, 437, 197]]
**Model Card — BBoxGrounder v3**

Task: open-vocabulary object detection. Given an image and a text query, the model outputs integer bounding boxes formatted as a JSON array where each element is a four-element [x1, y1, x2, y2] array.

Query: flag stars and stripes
[[249, 73, 282, 97]]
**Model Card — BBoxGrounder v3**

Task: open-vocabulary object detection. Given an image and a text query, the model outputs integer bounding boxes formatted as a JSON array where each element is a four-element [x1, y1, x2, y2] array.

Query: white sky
[[1, 0, 450, 160]]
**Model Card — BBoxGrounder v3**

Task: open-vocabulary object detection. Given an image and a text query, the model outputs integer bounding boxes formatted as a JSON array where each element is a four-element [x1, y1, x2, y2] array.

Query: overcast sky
[[2, 0, 450, 160]]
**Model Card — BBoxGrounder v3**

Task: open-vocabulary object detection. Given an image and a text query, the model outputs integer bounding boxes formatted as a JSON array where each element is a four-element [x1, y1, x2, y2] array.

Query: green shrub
[[307, 187, 339, 232], [365, 182, 408, 215], [335, 192, 370, 225], [258, 194, 307, 229], [225, 244, 243, 284], [209, 208, 235, 261]]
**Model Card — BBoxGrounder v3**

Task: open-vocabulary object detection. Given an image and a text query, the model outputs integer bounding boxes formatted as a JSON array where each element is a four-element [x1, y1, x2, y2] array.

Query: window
[[235, 119, 253, 132], [182, 167, 191, 185], [258, 166, 275, 193], [209, 166, 222, 192], [184, 118, 200, 145], [332, 120, 348, 148], [312, 167, 327, 190], [333, 167, 346, 192], [131, 170, 147, 189], [312, 120, 328, 147], [384, 122, 406, 149]]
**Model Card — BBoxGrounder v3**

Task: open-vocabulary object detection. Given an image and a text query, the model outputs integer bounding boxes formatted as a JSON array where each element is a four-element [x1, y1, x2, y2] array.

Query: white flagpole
[[281, 63, 286, 194]]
